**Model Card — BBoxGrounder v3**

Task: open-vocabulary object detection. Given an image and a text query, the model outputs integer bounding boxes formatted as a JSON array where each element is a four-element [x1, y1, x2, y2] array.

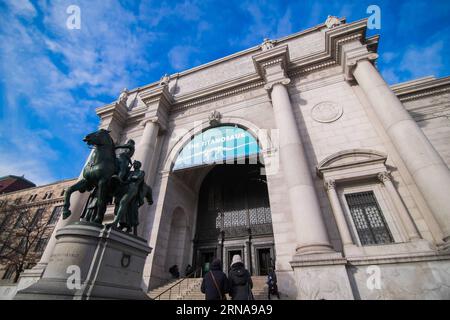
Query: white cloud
[[6, 0, 37, 18], [382, 52, 398, 63], [0, 1, 160, 183], [381, 68, 400, 85], [275, 8, 293, 38], [400, 41, 444, 78], [168, 45, 197, 70]]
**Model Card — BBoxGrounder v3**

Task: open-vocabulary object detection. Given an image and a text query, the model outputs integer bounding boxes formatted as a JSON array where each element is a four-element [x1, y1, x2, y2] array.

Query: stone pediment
[[317, 149, 387, 177]]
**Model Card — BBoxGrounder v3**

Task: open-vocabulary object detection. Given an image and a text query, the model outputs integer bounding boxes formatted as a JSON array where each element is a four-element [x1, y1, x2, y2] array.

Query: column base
[[14, 222, 152, 300], [295, 243, 334, 255], [290, 251, 354, 300]]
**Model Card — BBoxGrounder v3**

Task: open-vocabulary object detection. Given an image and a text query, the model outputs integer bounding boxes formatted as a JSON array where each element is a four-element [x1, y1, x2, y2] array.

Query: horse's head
[[83, 129, 113, 147]]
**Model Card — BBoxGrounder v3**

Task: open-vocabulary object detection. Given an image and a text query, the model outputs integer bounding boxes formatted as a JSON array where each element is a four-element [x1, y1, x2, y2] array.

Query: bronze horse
[[62, 129, 117, 224]]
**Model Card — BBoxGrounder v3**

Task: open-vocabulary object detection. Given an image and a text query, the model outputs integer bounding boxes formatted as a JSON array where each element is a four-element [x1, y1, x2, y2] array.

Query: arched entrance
[[193, 163, 275, 275], [148, 122, 277, 288]]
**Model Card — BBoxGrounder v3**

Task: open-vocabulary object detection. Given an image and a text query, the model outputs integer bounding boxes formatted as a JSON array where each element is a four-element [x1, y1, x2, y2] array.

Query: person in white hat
[[228, 255, 253, 300]]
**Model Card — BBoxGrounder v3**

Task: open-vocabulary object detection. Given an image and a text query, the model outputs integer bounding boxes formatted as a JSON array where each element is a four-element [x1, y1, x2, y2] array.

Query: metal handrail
[[152, 267, 202, 300]]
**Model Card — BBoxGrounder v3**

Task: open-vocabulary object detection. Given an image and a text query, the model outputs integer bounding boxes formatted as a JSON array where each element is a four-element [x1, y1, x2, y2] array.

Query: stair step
[[149, 276, 272, 300]]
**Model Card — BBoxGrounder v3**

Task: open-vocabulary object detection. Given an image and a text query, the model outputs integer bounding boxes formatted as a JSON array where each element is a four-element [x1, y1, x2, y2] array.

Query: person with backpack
[[228, 255, 253, 300], [201, 258, 229, 300]]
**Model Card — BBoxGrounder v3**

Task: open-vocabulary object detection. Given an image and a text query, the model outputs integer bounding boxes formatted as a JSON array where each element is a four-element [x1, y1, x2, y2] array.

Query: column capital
[[252, 45, 291, 92], [138, 86, 172, 133], [324, 179, 336, 191], [342, 45, 378, 81], [377, 171, 391, 183], [140, 115, 167, 133]]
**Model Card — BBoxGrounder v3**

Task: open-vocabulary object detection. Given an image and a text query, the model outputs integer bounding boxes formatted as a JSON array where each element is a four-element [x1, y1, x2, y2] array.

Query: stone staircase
[[148, 278, 203, 300], [149, 276, 271, 300]]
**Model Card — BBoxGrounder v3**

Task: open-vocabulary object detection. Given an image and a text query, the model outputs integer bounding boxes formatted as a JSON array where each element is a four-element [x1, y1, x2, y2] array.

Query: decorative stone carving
[[208, 110, 222, 126], [311, 101, 343, 123], [324, 179, 336, 190], [377, 171, 391, 183], [261, 38, 276, 51], [325, 15, 342, 29], [118, 88, 128, 105], [159, 73, 170, 87]]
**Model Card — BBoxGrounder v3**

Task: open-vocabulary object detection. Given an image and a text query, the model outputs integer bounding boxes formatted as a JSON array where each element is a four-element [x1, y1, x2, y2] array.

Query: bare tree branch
[[0, 203, 50, 282]]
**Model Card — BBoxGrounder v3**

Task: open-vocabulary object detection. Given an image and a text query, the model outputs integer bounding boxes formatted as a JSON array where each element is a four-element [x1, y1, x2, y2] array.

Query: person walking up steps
[[201, 259, 229, 300], [228, 255, 253, 300]]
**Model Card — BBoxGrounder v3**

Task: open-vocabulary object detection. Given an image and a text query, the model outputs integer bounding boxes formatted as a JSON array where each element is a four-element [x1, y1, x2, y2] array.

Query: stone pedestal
[[291, 252, 354, 300], [14, 222, 152, 300]]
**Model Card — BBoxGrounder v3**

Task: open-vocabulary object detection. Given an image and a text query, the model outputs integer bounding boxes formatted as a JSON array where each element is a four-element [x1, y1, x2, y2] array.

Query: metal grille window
[[30, 208, 45, 228], [35, 237, 49, 252], [48, 206, 63, 225], [196, 164, 273, 240], [345, 191, 394, 246], [2, 265, 15, 280]]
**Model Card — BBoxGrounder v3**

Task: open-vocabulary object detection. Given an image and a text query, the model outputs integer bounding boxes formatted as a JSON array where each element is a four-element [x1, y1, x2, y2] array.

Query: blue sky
[[0, 0, 449, 185]]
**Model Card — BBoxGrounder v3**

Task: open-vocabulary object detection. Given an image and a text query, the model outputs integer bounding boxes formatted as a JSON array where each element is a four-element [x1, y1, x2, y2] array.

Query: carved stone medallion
[[311, 101, 343, 123]]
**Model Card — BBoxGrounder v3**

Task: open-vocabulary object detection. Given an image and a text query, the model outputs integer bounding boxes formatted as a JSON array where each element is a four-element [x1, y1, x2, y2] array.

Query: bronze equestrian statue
[[62, 128, 153, 234]]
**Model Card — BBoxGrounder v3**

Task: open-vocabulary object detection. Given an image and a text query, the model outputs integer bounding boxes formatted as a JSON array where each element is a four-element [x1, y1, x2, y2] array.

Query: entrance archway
[[193, 163, 275, 275], [147, 121, 277, 288]]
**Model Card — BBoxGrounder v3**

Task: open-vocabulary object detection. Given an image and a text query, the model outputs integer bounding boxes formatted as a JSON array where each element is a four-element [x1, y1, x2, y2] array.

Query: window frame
[[338, 183, 404, 246]]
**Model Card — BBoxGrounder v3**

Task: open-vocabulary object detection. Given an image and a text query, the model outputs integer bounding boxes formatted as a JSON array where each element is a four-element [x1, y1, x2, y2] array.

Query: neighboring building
[[15, 17, 450, 299], [0, 175, 36, 194], [0, 178, 76, 283]]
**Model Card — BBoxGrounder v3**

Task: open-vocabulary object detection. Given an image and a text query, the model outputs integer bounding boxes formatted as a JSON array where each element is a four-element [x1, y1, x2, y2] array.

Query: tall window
[[35, 237, 49, 252], [30, 208, 45, 228], [43, 192, 53, 200], [345, 191, 394, 246], [14, 210, 27, 229], [48, 206, 63, 225], [2, 265, 15, 280]]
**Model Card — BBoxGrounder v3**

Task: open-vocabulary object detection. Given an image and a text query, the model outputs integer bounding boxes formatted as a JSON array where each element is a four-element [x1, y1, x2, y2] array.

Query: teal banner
[[173, 126, 259, 170]]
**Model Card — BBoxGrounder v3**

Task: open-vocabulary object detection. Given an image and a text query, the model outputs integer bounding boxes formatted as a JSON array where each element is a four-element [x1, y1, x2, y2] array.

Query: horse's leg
[[93, 179, 108, 224], [63, 179, 89, 219]]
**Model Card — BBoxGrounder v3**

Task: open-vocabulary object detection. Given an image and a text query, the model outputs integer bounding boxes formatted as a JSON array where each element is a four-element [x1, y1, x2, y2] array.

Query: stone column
[[350, 55, 450, 242], [254, 43, 353, 300], [270, 82, 333, 254], [134, 117, 160, 178], [253, 45, 333, 255], [324, 179, 354, 247], [377, 171, 421, 241], [136, 85, 171, 243]]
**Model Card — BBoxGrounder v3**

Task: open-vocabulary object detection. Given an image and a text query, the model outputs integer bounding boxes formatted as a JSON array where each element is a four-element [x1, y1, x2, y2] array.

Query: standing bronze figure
[[62, 129, 153, 234]]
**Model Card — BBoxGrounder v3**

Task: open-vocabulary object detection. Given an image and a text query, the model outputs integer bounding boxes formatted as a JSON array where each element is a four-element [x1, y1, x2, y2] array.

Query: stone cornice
[[171, 78, 265, 113], [139, 85, 173, 110], [94, 19, 375, 118], [96, 101, 129, 129], [252, 45, 291, 77], [392, 76, 450, 102]]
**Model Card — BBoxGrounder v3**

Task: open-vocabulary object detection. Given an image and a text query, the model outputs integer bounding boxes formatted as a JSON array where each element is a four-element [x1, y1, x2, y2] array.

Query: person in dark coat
[[228, 255, 253, 300], [169, 265, 180, 279], [267, 268, 280, 299], [201, 259, 229, 300]]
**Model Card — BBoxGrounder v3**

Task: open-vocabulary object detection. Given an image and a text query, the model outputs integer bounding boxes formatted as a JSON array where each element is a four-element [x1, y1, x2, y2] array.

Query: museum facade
[[27, 17, 450, 299]]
